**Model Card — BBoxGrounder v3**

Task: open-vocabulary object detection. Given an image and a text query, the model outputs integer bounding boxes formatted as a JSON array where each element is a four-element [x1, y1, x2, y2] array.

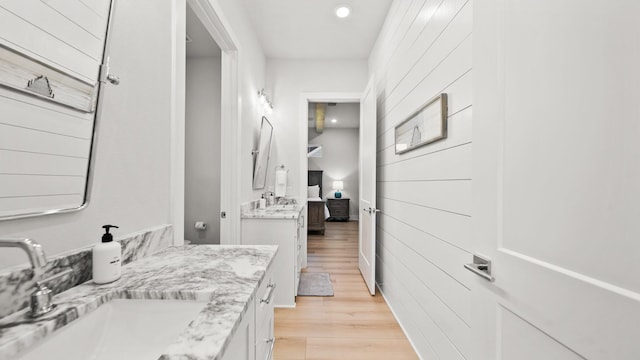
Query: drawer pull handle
[[260, 283, 276, 304], [264, 337, 276, 360]]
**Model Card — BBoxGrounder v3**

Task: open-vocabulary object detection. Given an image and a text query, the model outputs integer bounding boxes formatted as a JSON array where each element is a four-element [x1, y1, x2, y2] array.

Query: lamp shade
[[332, 181, 344, 190]]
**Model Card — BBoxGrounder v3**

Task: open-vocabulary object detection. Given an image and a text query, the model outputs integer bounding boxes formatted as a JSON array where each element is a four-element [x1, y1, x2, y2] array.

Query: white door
[[359, 76, 377, 295], [471, 1, 640, 359]]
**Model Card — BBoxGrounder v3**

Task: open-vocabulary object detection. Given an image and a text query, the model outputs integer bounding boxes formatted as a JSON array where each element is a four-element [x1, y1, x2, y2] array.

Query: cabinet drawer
[[329, 201, 348, 209], [327, 199, 350, 219], [330, 208, 349, 216], [256, 315, 275, 360], [256, 267, 275, 326]]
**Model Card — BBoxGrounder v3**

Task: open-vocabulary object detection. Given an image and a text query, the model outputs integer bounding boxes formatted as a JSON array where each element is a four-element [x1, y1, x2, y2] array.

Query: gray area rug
[[297, 272, 334, 296]]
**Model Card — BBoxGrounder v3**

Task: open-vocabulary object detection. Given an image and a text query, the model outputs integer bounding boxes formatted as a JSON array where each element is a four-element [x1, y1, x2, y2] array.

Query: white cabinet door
[[221, 298, 255, 360], [255, 264, 275, 360], [471, 1, 640, 359]]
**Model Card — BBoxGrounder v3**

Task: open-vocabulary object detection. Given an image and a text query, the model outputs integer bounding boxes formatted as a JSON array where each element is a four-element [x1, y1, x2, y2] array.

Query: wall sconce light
[[258, 88, 274, 114]]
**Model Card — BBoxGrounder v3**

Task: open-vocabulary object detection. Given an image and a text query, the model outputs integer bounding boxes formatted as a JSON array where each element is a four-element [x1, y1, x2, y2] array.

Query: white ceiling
[[186, 4, 221, 58], [309, 103, 360, 128], [241, 0, 393, 59]]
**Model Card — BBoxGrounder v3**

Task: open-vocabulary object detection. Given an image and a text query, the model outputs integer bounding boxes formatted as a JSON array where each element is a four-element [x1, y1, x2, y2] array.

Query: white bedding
[[308, 197, 330, 219]]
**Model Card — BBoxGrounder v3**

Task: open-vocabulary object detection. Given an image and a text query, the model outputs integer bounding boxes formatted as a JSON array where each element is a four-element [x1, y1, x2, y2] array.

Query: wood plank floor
[[273, 221, 418, 360]]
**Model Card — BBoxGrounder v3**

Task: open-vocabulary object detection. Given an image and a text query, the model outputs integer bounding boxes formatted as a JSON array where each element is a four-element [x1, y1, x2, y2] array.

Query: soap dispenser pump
[[92, 225, 122, 284], [258, 194, 267, 210]]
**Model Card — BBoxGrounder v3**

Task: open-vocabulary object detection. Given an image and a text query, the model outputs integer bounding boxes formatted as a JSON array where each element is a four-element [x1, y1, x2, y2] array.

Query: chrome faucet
[[0, 238, 70, 317], [0, 238, 47, 273]]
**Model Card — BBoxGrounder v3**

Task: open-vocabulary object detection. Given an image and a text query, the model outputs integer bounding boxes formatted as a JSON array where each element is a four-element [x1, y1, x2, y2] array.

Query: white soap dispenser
[[92, 225, 122, 284]]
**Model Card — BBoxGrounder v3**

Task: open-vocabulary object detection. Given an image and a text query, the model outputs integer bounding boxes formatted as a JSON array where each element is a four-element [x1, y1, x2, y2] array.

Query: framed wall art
[[395, 93, 448, 154]]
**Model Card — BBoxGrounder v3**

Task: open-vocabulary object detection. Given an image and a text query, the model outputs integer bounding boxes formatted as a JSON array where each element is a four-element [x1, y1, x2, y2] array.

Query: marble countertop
[[241, 204, 304, 219], [0, 245, 277, 360]]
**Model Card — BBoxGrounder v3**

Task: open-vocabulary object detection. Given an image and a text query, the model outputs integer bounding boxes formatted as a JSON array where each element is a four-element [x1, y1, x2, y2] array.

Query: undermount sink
[[17, 299, 207, 360]]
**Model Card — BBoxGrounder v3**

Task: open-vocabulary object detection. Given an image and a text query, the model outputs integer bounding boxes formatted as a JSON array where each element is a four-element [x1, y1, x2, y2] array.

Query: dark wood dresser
[[327, 198, 350, 221]]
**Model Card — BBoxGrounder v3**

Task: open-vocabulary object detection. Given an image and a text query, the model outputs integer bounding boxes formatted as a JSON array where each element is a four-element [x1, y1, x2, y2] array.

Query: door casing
[[298, 92, 362, 269], [171, 0, 240, 245]]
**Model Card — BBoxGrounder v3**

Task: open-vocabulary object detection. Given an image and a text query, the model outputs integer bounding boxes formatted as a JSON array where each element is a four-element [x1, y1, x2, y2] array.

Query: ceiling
[[186, 4, 221, 58], [241, 0, 393, 59], [309, 103, 360, 129]]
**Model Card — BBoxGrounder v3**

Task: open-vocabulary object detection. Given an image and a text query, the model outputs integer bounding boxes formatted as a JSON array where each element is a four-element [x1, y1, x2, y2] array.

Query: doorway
[[298, 83, 377, 295], [171, 0, 240, 246], [183, 4, 222, 244], [307, 102, 360, 228]]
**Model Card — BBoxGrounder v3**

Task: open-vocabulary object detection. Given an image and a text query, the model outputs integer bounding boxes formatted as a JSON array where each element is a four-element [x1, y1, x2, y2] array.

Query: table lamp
[[333, 181, 344, 198]]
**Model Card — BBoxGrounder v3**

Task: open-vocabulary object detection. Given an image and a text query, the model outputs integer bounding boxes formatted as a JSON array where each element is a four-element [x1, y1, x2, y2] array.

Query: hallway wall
[[368, 0, 473, 358]]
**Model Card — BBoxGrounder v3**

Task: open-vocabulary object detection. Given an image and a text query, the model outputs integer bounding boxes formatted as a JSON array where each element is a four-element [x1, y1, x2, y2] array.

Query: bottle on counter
[[92, 225, 121, 284], [258, 194, 267, 210]]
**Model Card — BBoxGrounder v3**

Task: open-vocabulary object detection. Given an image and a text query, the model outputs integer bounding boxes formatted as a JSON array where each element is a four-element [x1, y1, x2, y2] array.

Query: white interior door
[[471, 1, 640, 359], [359, 76, 377, 295]]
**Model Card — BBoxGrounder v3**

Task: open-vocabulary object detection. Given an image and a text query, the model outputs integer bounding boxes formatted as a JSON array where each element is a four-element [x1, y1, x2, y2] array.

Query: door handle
[[106, 74, 120, 85], [464, 254, 494, 282], [362, 207, 381, 214]]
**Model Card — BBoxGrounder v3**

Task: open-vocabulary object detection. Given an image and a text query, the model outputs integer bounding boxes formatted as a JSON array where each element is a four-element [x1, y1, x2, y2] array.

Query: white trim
[[172, 0, 241, 245], [170, 0, 186, 245], [274, 304, 297, 309], [378, 285, 424, 360], [219, 50, 240, 243], [186, 0, 240, 52], [298, 92, 361, 267]]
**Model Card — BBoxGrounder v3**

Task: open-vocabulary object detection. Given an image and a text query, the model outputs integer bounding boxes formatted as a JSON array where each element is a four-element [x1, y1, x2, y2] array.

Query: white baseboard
[[377, 284, 424, 360], [275, 304, 296, 309]]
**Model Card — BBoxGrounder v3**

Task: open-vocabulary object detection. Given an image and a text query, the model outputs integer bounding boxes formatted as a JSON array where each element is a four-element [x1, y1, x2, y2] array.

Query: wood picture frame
[[394, 93, 448, 154]]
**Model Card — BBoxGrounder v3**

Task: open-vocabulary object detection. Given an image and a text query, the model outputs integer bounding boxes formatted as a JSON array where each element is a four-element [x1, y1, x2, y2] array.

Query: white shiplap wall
[[369, 0, 473, 358], [0, 0, 110, 217]]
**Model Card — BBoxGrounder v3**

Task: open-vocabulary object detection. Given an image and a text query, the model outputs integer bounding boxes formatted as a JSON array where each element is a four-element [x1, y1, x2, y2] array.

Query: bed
[[307, 170, 330, 234]]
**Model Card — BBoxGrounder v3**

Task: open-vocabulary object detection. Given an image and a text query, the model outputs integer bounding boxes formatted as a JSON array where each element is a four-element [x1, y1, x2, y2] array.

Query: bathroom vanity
[[0, 245, 278, 360], [241, 204, 305, 307]]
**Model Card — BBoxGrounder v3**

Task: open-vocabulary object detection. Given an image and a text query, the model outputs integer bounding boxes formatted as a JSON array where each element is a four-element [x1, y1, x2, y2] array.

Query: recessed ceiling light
[[331, 118, 338, 123], [335, 6, 351, 18]]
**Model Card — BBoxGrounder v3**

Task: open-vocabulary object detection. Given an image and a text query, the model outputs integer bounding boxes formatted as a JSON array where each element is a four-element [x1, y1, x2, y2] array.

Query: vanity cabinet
[[221, 260, 275, 360], [242, 208, 304, 307], [223, 300, 255, 360], [255, 266, 276, 360]]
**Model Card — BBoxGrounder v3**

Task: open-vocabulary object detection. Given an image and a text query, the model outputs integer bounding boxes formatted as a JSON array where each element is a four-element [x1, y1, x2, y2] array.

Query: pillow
[[307, 185, 320, 198]]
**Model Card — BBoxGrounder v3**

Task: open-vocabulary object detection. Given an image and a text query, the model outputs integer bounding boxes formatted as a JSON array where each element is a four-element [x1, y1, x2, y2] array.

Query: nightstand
[[327, 198, 350, 221]]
